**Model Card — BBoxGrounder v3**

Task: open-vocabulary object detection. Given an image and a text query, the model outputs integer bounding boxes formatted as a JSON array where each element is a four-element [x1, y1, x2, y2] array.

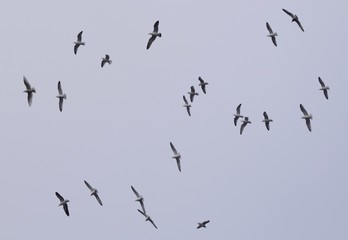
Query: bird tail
[[64, 94, 67, 100], [32, 87, 36, 93], [309, 114, 313, 120], [109, 60, 112, 64], [158, 33, 162, 38]]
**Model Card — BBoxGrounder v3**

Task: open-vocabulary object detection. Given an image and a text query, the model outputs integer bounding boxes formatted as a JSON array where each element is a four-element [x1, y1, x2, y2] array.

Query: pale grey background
[[0, 0, 347, 239]]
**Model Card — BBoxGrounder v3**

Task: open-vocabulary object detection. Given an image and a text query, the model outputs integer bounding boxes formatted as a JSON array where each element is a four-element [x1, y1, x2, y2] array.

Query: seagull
[[147, 21, 161, 49], [318, 77, 329, 100], [101, 54, 112, 68], [55, 192, 69, 216], [300, 104, 312, 132], [198, 76, 208, 94], [183, 95, 191, 116], [74, 31, 85, 55], [188, 86, 199, 102], [84, 180, 103, 206], [197, 220, 210, 229], [233, 104, 243, 126], [23, 76, 36, 107], [282, 9, 305, 32], [266, 22, 278, 47], [56, 81, 67, 112], [137, 209, 158, 229], [240, 117, 251, 135], [170, 142, 181, 172], [131, 186, 146, 214], [262, 111, 273, 131]]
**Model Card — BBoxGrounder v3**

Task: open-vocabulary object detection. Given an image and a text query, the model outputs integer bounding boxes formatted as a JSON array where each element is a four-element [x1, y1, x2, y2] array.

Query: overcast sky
[[0, 0, 347, 239]]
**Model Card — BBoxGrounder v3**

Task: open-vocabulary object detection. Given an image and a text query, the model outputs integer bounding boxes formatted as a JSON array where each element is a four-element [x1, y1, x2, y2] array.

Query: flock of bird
[[18, 6, 331, 231]]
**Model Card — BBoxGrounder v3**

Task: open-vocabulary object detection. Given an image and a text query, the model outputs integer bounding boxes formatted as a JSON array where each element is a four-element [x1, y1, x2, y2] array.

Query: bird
[[183, 95, 191, 116], [23, 76, 36, 107], [233, 104, 243, 126], [300, 104, 312, 132], [197, 220, 210, 229], [56, 81, 67, 112], [137, 209, 158, 229], [318, 77, 329, 99], [147, 21, 161, 49], [262, 111, 273, 131], [240, 117, 251, 135], [84, 180, 103, 206], [74, 31, 85, 54], [55, 192, 70, 216], [101, 54, 112, 68], [188, 86, 199, 102], [282, 9, 305, 32], [266, 22, 278, 47], [131, 186, 146, 214], [170, 142, 181, 172], [198, 76, 208, 94]]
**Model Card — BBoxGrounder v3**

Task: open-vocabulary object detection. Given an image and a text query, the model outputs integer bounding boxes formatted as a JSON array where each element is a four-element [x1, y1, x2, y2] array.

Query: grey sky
[[0, 0, 347, 239]]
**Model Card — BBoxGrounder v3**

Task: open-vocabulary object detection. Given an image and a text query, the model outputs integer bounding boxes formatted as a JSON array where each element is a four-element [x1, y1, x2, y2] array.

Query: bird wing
[[198, 76, 204, 84], [138, 209, 146, 217], [190, 93, 194, 102], [265, 122, 270, 131], [234, 116, 238, 126], [55, 192, 64, 201], [58, 81, 63, 95], [84, 180, 94, 191], [74, 44, 79, 55], [105, 54, 110, 60], [266, 22, 273, 34], [183, 95, 188, 105], [23, 76, 31, 89], [101, 59, 106, 68], [300, 104, 308, 115], [147, 35, 156, 49], [323, 90, 329, 100], [139, 201, 146, 215], [263, 111, 269, 120], [201, 85, 206, 94], [295, 19, 304, 32], [240, 122, 246, 135], [170, 142, 177, 154], [186, 107, 191, 116], [77, 31, 83, 41], [27, 93, 33, 107], [63, 203, 69, 216], [236, 104, 242, 114], [153, 21, 159, 32], [176, 158, 181, 172], [282, 9, 295, 18], [203, 220, 210, 225], [131, 186, 140, 198], [318, 77, 325, 87], [272, 36, 277, 47], [59, 98, 63, 112], [306, 119, 312, 132], [94, 193, 103, 206], [149, 218, 158, 229]]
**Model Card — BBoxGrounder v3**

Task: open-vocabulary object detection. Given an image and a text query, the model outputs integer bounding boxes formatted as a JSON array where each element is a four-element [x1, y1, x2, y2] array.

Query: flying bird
[[240, 117, 251, 135], [266, 22, 278, 47], [138, 209, 158, 229], [318, 77, 329, 99], [131, 186, 146, 214], [101, 54, 112, 68], [56, 81, 67, 112], [55, 192, 70, 216], [74, 31, 85, 54], [147, 21, 161, 49], [183, 95, 191, 116], [300, 104, 312, 132], [262, 112, 273, 131], [23, 76, 36, 107], [197, 220, 210, 229], [282, 9, 305, 32], [84, 180, 103, 206], [233, 104, 243, 126], [198, 76, 208, 94], [170, 142, 181, 172], [188, 86, 199, 102]]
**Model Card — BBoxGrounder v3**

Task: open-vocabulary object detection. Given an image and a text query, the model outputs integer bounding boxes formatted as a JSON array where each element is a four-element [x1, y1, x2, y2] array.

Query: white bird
[[188, 86, 199, 102], [170, 142, 181, 172], [262, 111, 273, 131], [56, 81, 67, 112], [240, 117, 251, 135], [147, 21, 161, 49], [282, 9, 305, 32], [101, 54, 112, 68], [300, 104, 312, 132], [23, 76, 36, 107], [198, 76, 208, 94], [183, 95, 191, 116], [55, 192, 69, 216], [74, 31, 85, 54], [138, 209, 158, 229], [318, 77, 329, 100], [84, 180, 103, 206], [197, 220, 210, 229], [131, 186, 146, 214], [266, 22, 278, 47], [233, 104, 243, 126]]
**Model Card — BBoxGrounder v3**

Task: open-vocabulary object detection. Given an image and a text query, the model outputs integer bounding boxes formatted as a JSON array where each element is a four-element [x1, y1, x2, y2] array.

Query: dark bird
[[74, 31, 85, 54], [84, 180, 103, 206], [262, 111, 273, 131], [183, 95, 191, 116], [56, 81, 67, 112], [170, 142, 181, 172], [147, 21, 161, 49], [188, 86, 199, 102], [101, 54, 112, 68], [266, 22, 278, 47], [131, 186, 146, 214], [282, 9, 305, 32], [233, 104, 243, 126], [55, 192, 70, 216], [300, 104, 312, 132], [197, 220, 210, 229], [198, 76, 208, 94], [240, 117, 251, 135], [23, 76, 36, 107], [318, 77, 329, 99], [138, 209, 158, 229]]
